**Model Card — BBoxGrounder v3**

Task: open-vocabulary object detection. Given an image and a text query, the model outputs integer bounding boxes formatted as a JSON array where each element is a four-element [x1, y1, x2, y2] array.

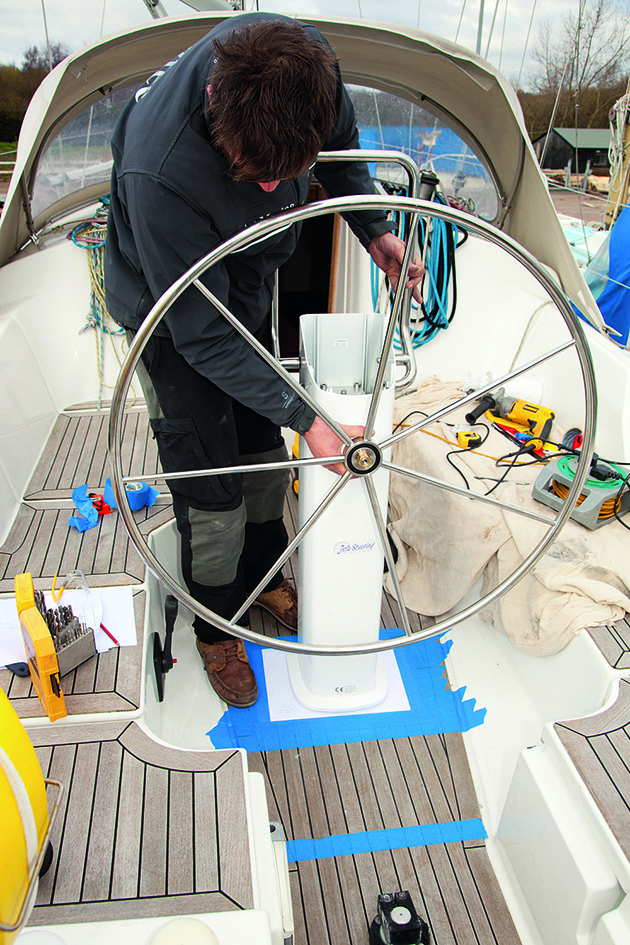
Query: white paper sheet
[[261, 648, 410, 721], [0, 585, 137, 667]]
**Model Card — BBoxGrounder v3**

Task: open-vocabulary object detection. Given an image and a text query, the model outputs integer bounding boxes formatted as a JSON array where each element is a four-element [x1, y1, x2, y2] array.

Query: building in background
[[533, 128, 611, 173]]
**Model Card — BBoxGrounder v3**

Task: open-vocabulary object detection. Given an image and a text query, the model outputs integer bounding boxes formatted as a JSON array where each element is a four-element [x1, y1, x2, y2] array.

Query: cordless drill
[[466, 387, 554, 441]]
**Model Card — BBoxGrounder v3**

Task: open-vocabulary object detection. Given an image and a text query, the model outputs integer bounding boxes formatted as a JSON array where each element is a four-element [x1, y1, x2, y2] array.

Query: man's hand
[[368, 232, 424, 303], [303, 416, 366, 476]]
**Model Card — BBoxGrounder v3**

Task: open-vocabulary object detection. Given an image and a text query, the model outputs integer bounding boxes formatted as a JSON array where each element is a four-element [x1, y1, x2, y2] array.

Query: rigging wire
[[517, 0, 538, 87], [476, 0, 485, 53], [538, 56, 571, 168], [548, 179, 609, 211], [570, 0, 589, 245], [573, 0, 586, 173], [571, 0, 595, 259], [498, 0, 509, 71], [455, 0, 467, 44], [484, 0, 501, 59], [536, 1, 596, 259], [40, 0, 53, 72]]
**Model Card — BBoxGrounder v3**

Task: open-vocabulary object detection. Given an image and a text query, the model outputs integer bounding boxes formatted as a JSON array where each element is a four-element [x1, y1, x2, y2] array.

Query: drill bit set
[[15, 572, 99, 721], [33, 589, 97, 677]]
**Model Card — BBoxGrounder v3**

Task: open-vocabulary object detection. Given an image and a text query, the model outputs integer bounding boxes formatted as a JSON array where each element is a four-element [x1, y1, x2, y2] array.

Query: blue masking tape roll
[[103, 477, 159, 511], [125, 481, 151, 510]]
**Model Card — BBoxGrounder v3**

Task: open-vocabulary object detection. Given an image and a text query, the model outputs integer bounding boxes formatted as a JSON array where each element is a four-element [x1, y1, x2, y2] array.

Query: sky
[[0, 0, 583, 89]]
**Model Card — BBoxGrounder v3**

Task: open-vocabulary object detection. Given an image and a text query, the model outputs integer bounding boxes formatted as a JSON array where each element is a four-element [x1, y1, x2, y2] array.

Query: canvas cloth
[[385, 376, 630, 655]]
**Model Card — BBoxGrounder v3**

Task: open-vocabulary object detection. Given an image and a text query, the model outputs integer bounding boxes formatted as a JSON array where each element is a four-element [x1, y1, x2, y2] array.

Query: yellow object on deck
[[15, 573, 66, 722], [292, 432, 299, 495], [0, 688, 50, 943]]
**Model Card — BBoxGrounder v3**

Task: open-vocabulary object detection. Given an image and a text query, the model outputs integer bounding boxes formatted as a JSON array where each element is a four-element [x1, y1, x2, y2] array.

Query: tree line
[[355, 0, 630, 143], [518, 78, 628, 141], [518, 0, 630, 141], [0, 44, 68, 142]]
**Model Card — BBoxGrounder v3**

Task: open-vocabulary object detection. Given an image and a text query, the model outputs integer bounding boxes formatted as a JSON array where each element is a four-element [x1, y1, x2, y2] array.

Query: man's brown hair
[[208, 20, 339, 182]]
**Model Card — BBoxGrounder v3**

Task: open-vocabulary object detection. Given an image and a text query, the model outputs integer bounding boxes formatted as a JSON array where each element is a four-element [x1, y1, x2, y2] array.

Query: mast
[[476, 0, 485, 54], [604, 78, 630, 228], [141, 0, 169, 16]]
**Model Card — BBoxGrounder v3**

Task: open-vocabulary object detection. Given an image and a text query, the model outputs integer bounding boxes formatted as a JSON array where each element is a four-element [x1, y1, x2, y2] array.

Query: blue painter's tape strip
[[208, 630, 486, 752], [286, 818, 487, 863]]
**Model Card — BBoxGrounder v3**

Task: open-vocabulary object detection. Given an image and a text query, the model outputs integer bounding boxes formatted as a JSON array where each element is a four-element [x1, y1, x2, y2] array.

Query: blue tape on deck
[[104, 477, 159, 511], [68, 484, 100, 531], [286, 818, 487, 863], [208, 630, 485, 752]]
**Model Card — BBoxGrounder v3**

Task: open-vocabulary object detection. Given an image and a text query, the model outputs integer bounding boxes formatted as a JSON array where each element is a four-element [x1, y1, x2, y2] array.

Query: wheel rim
[[108, 194, 597, 656]]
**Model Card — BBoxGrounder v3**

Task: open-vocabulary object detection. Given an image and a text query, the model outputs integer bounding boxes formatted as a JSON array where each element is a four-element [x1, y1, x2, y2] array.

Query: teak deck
[[250, 735, 520, 944], [556, 678, 630, 863], [29, 721, 253, 924], [6, 402, 625, 942], [589, 619, 630, 672]]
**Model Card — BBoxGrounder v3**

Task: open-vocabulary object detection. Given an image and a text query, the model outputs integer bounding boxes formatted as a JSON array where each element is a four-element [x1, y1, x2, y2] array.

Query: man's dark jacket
[[104, 13, 393, 432]]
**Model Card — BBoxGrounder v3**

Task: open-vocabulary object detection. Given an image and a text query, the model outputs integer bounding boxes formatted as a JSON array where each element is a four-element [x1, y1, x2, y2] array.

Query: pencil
[[100, 622, 120, 646]]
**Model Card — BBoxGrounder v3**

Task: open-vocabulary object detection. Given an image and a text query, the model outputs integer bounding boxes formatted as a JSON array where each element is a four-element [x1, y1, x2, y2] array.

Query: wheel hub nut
[[346, 442, 381, 475], [355, 447, 376, 469]]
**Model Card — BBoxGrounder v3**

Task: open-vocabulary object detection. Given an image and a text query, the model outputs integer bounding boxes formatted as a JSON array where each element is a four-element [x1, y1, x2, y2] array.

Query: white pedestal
[[289, 312, 395, 712]]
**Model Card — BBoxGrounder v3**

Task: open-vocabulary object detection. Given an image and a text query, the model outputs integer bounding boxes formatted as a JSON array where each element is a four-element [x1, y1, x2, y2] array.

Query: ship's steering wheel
[[109, 194, 597, 656]]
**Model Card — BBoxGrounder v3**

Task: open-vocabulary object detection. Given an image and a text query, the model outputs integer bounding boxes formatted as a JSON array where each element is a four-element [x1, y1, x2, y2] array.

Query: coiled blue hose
[[372, 193, 462, 349]]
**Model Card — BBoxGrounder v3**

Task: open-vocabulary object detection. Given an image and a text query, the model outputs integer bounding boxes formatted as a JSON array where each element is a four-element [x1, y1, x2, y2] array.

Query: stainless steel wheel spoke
[[122, 453, 345, 486], [364, 477, 413, 637], [383, 460, 557, 525], [365, 212, 421, 437], [194, 280, 354, 447], [382, 339, 577, 451], [230, 471, 352, 625]]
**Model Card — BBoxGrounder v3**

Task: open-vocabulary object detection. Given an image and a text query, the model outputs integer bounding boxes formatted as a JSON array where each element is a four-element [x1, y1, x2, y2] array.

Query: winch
[[369, 891, 430, 944]]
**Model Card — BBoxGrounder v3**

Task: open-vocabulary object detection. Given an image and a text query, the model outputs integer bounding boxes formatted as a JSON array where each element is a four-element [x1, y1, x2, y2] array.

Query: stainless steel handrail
[[273, 149, 422, 390], [0, 778, 64, 934]]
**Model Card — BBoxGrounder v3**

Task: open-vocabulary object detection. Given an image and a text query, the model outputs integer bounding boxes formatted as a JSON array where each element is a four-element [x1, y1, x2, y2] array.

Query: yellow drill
[[466, 387, 555, 440]]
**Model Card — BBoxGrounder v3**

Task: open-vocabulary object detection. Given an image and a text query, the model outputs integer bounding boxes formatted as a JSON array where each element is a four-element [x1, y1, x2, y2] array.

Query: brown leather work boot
[[196, 638, 258, 707], [255, 577, 298, 631]]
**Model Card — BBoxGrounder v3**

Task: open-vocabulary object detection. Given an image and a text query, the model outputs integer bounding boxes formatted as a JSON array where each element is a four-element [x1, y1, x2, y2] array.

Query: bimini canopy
[[0, 11, 602, 327]]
